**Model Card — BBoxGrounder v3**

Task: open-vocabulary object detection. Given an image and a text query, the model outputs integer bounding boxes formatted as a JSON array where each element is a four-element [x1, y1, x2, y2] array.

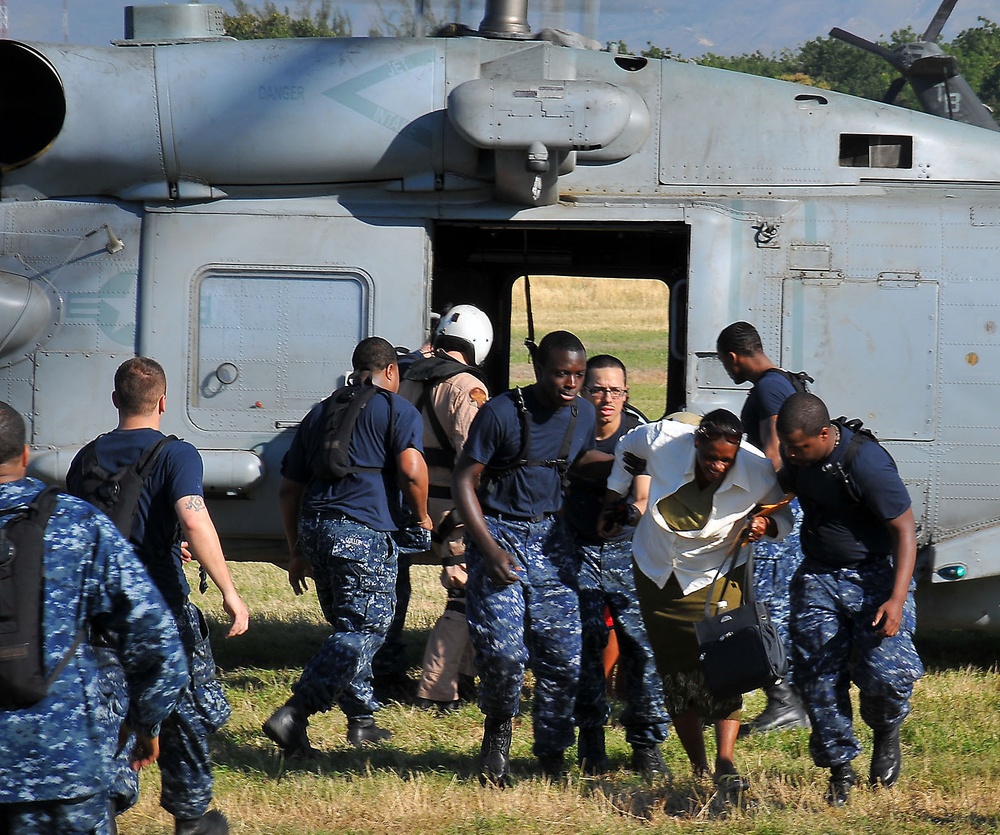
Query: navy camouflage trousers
[[100, 601, 230, 821], [294, 513, 397, 719], [567, 525, 669, 748], [790, 557, 924, 768], [753, 499, 804, 679], [159, 602, 231, 820], [0, 792, 114, 834], [465, 515, 581, 758]]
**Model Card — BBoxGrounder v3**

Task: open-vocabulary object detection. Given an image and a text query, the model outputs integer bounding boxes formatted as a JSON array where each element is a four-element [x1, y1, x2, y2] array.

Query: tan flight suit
[[399, 364, 489, 702]]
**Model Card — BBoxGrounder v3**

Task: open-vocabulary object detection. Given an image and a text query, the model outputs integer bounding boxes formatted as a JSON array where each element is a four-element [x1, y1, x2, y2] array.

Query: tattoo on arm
[[183, 495, 206, 512]]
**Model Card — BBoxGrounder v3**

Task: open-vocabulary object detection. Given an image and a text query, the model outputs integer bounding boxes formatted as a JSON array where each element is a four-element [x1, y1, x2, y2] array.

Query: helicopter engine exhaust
[[0, 42, 66, 172], [479, 0, 532, 38]]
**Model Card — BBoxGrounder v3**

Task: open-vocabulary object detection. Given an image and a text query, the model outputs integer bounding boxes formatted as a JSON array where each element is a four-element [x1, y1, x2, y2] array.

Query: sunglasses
[[696, 427, 743, 444]]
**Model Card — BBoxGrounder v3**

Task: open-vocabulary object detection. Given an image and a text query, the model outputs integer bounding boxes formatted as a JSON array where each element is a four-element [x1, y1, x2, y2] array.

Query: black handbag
[[694, 509, 789, 700]]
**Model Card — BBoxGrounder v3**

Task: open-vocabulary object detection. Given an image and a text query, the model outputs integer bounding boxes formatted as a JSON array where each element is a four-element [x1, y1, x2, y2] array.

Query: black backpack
[[311, 383, 395, 481], [761, 367, 814, 394], [823, 416, 886, 503], [0, 486, 79, 710], [67, 435, 176, 544], [403, 354, 485, 469], [780, 416, 886, 503]]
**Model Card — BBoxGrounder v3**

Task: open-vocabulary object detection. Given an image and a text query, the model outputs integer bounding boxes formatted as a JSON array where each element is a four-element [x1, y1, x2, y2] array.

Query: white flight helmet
[[433, 304, 494, 366]]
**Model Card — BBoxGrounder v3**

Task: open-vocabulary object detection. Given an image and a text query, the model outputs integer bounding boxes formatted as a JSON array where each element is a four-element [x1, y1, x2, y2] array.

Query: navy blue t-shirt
[[788, 426, 912, 567], [464, 386, 597, 518], [281, 388, 424, 531], [67, 427, 203, 609], [564, 410, 641, 542], [742, 369, 797, 451]]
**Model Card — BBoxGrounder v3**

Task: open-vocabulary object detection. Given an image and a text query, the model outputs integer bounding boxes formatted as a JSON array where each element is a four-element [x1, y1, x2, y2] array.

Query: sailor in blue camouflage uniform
[[717, 321, 811, 734], [264, 336, 431, 755], [67, 357, 249, 835], [0, 402, 187, 835], [564, 355, 669, 776], [453, 331, 611, 784], [776, 392, 923, 807]]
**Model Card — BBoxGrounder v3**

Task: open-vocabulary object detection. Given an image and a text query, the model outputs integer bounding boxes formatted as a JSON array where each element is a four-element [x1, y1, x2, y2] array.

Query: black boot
[[631, 744, 668, 777], [263, 701, 314, 757], [870, 725, 902, 787], [346, 716, 392, 747], [479, 716, 512, 787], [826, 762, 856, 807], [175, 810, 230, 835], [538, 750, 565, 782], [741, 682, 810, 735], [576, 726, 608, 775]]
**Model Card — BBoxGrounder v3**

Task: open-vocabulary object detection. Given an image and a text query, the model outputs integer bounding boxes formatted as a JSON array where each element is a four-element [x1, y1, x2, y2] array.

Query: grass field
[[117, 277, 1000, 833], [115, 563, 1000, 835], [508, 275, 671, 419]]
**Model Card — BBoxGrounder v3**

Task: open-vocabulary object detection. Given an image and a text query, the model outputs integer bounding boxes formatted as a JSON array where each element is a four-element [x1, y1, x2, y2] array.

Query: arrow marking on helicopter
[[321, 49, 435, 148]]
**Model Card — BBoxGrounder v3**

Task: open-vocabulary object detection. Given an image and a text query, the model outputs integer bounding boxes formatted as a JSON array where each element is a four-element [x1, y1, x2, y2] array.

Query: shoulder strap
[[701, 495, 792, 619], [134, 435, 178, 482], [418, 382, 457, 469], [828, 417, 882, 503], [30, 488, 85, 688], [483, 388, 579, 482], [760, 367, 813, 394], [403, 354, 485, 385]]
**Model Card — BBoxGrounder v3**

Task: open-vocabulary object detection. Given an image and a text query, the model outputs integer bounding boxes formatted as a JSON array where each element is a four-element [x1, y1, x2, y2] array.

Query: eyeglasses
[[584, 385, 627, 400], [696, 427, 743, 444]]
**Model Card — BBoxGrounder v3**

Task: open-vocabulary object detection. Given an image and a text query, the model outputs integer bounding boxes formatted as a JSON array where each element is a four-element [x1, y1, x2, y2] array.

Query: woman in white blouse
[[602, 410, 791, 789]]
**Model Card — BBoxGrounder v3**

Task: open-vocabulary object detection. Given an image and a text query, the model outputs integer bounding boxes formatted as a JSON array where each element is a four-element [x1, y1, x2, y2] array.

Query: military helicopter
[[2, 0, 1000, 629]]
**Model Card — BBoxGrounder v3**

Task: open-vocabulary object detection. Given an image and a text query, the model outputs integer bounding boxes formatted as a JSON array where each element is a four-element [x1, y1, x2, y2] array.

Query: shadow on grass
[[205, 613, 431, 673], [913, 629, 1000, 673], [210, 726, 758, 822], [213, 729, 482, 781]]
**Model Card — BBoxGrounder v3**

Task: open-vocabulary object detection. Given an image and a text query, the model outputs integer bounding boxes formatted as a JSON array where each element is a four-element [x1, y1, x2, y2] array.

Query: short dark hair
[[352, 337, 398, 373], [776, 392, 830, 438], [716, 322, 763, 357], [586, 354, 627, 384], [115, 357, 167, 417], [0, 401, 26, 465], [697, 408, 743, 442], [536, 330, 586, 368]]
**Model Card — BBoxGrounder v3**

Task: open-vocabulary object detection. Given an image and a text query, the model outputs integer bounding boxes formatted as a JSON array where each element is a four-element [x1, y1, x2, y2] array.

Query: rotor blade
[[923, 0, 959, 42], [830, 27, 907, 70], [883, 76, 908, 104]]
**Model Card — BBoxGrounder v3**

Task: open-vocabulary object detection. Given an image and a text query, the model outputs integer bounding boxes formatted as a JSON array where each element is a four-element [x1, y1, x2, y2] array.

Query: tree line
[[224, 3, 1000, 116]]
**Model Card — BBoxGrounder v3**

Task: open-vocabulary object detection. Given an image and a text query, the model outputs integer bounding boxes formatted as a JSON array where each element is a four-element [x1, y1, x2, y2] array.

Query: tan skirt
[[635, 562, 746, 721]]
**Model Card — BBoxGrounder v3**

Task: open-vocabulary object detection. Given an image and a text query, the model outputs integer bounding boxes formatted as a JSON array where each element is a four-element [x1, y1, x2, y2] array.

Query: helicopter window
[[839, 134, 912, 169], [509, 275, 670, 420], [191, 270, 370, 429], [614, 55, 648, 72]]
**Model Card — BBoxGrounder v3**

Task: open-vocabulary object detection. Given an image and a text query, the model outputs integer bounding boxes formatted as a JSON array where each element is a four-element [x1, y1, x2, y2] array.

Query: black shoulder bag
[[694, 497, 791, 700]]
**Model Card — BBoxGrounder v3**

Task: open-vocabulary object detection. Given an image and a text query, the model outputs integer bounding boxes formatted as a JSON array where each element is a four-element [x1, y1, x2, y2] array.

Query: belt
[[488, 511, 556, 523], [311, 509, 351, 522]]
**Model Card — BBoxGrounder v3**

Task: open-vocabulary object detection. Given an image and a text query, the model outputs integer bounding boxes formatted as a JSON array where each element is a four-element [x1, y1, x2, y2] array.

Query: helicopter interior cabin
[[429, 223, 691, 420]]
